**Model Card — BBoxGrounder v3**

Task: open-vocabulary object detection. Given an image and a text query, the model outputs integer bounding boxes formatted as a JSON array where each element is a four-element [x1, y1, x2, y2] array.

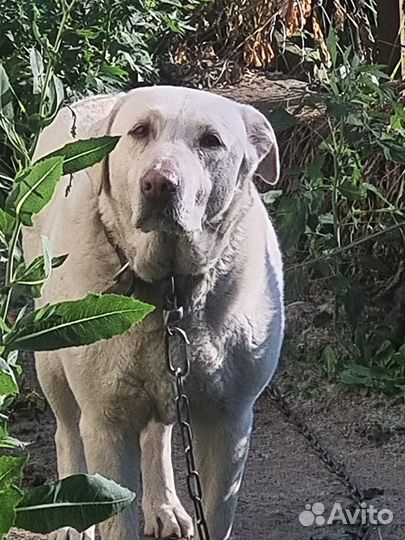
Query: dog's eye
[[130, 124, 150, 139], [199, 132, 223, 148]]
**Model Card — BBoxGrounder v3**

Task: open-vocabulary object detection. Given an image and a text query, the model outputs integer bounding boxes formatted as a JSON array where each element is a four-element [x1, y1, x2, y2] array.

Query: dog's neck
[[97, 182, 255, 309]]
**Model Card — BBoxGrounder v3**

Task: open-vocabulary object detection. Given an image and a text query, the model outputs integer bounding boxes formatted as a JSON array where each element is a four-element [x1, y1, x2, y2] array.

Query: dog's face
[[92, 86, 279, 234]]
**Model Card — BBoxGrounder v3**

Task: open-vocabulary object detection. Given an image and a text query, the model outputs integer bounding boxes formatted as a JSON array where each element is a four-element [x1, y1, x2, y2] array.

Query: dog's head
[[89, 86, 279, 234]]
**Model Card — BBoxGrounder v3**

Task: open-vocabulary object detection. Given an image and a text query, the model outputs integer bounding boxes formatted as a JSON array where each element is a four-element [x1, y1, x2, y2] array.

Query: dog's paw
[[143, 499, 194, 539], [48, 526, 96, 540]]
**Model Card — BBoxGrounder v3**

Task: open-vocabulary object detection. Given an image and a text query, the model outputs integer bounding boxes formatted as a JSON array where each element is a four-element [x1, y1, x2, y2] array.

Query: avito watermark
[[299, 502, 393, 527]]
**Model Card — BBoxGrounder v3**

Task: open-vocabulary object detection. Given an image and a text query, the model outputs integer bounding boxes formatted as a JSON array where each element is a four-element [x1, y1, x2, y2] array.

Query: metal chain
[[267, 384, 371, 540], [163, 276, 211, 540], [162, 276, 370, 540]]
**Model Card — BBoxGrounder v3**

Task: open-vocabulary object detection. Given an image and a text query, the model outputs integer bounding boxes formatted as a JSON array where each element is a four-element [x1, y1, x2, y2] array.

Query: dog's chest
[[98, 309, 233, 425]]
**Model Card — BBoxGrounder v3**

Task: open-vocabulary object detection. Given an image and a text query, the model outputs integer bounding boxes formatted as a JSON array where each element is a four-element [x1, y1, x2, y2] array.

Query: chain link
[[267, 384, 371, 540], [163, 276, 210, 540]]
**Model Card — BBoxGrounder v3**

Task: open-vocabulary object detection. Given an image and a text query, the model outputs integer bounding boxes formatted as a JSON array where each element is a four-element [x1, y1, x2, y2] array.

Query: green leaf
[[0, 436, 26, 449], [0, 209, 15, 238], [0, 63, 14, 121], [45, 136, 120, 176], [267, 108, 298, 132], [12, 252, 68, 299], [338, 179, 366, 201], [4, 294, 155, 351], [322, 345, 337, 380], [261, 189, 283, 206], [382, 142, 405, 164], [340, 364, 378, 389], [326, 29, 338, 67], [306, 155, 325, 181], [0, 456, 25, 538], [276, 196, 308, 252], [47, 75, 64, 123], [29, 48, 44, 95], [326, 99, 349, 120], [8, 157, 64, 223], [15, 474, 135, 534], [42, 236, 53, 279], [0, 456, 24, 486], [0, 486, 20, 520], [0, 415, 25, 450], [0, 358, 18, 397], [0, 318, 9, 333]]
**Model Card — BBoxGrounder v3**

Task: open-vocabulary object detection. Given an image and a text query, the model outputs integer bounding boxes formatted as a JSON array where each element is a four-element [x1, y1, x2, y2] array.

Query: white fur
[[48, 527, 95, 540], [23, 87, 284, 540]]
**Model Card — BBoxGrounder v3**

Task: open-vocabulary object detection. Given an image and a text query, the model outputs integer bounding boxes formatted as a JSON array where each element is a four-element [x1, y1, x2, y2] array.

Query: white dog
[[23, 86, 284, 540]]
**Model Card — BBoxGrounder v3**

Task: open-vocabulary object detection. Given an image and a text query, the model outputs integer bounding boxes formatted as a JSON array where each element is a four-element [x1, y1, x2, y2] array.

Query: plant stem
[[1, 221, 22, 321], [287, 220, 405, 273], [328, 118, 342, 248], [29, 0, 76, 159]]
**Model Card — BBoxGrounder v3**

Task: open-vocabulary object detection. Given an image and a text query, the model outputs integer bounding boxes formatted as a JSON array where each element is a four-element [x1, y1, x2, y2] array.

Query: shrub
[[266, 45, 405, 395]]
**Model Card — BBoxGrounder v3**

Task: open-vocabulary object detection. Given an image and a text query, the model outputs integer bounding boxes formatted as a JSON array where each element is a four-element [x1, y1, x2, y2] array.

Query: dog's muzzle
[[141, 169, 179, 203], [136, 166, 185, 232]]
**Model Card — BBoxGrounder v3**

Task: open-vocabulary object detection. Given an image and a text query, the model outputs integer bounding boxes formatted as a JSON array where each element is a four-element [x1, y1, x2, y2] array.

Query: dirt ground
[[6, 76, 405, 540]]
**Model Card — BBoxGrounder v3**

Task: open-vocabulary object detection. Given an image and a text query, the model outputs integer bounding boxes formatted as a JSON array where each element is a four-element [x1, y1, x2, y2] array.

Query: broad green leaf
[[0, 64, 14, 121], [0, 483, 23, 537], [0, 358, 18, 397], [0, 456, 24, 487], [8, 157, 64, 224], [4, 294, 155, 351], [44, 136, 120, 176], [15, 474, 135, 534], [0, 456, 25, 538]]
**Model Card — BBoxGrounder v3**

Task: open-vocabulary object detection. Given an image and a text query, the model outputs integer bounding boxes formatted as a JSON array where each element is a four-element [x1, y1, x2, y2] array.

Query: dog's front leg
[[193, 408, 254, 540], [141, 419, 194, 539], [80, 413, 140, 540]]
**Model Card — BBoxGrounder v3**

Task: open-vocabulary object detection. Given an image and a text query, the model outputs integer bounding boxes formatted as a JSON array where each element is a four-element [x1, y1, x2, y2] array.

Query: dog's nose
[[141, 170, 178, 202]]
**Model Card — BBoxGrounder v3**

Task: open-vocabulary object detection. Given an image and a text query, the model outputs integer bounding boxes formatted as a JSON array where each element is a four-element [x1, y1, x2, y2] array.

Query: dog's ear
[[242, 105, 280, 186], [86, 95, 124, 195]]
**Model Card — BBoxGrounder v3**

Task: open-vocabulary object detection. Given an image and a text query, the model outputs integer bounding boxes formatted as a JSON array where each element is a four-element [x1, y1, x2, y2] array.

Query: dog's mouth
[[135, 204, 187, 234]]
